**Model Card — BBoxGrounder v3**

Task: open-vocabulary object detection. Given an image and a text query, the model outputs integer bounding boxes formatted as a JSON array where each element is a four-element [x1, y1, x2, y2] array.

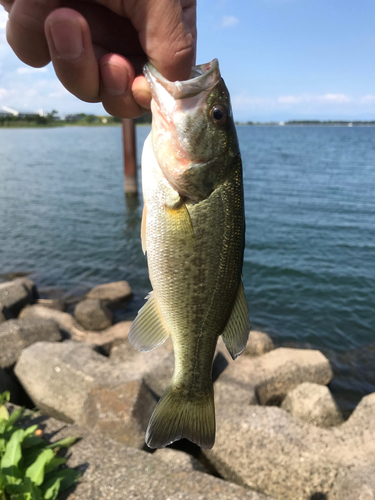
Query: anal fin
[[128, 291, 169, 352], [221, 281, 250, 360]]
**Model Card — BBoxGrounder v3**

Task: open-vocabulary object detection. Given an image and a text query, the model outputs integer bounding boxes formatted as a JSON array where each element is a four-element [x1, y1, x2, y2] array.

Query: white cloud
[[16, 66, 48, 75], [278, 94, 350, 104], [222, 16, 239, 27], [361, 95, 375, 103], [0, 87, 7, 99]]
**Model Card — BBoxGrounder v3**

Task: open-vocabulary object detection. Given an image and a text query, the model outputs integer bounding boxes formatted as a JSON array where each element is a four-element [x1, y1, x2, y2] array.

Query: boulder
[[111, 337, 175, 398], [14, 340, 156, 447], [86, 281, 133, 306], [154, 448, 213, 474], [82, 381, 156, 449], [281, 382, 343, 427], [74, 299, 113, 331], [218, 347, 333, 405], [244, 330, 274, 357], [333, 467, 375, 500], [37, 298, 65, 311], [0, 278, 37, 322], [204, 387, 375, 500], [0, 317, 62, 368], [19, 304, 132, 351]]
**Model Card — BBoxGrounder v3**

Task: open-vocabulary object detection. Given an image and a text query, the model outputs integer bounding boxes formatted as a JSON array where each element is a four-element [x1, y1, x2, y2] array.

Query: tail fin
[[145, 383, 215, 449]]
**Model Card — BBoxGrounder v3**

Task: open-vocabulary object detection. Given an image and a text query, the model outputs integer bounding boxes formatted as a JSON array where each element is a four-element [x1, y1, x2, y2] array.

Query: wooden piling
[[122, 118, 138, 196]]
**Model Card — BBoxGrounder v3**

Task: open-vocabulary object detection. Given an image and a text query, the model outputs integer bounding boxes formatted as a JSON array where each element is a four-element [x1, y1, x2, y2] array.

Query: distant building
[[0, 106, 45, 118]]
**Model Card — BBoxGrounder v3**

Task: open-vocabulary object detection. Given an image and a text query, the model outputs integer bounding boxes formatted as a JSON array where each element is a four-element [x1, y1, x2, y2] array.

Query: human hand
[[0, 0, 196, 118]]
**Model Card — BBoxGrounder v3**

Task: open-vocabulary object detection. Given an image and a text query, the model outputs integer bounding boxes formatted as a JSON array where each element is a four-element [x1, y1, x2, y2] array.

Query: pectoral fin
[[165, 202, 194, 240], [221, 281, 250, 360], [128, 291, 169, 352]]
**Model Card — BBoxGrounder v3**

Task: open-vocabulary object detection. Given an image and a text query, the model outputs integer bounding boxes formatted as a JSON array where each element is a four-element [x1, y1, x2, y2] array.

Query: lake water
[[0, 125, 374, 415]]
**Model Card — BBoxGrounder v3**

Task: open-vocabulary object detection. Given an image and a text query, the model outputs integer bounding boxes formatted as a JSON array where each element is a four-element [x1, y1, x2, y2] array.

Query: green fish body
[[129, 60, 249, 449]]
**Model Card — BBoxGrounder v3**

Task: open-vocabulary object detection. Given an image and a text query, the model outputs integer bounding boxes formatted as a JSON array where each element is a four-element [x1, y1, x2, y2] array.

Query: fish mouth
[[144, 59, 220, 100]]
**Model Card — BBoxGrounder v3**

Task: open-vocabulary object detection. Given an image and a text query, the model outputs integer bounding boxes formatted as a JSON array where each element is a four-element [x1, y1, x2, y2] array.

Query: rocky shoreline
[[1, 276, 374, 499]]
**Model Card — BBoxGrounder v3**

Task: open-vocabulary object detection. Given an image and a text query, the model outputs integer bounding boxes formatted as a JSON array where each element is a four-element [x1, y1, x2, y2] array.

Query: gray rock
[[154, 448, 213, 474], [6, 404, 274, 500], [341, 392, 375, 434], [14, 340, 158, 447], [86, 281, 133, 306], [19, 304, 132, 351], [218, 347, 333, 405], [244, 330, 274, 356], [37, 298, 65, 311], [0, 318, 62, 368], [281, 382, 343, 427], [0, 278, 37, 322], [334, 467, 375, 500], [82, 381, 156, 449], [111, 337, 175, 398], [74, 299, 113, 331], [204, 387, 375, 500]]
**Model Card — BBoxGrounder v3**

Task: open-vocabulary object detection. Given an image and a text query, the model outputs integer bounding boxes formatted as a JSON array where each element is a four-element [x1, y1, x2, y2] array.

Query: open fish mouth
[[143, 60, 225, 196], [144, 59, 221, 101]]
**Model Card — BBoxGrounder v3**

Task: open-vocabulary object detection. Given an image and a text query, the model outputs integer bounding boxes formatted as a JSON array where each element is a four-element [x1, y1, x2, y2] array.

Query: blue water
[[0, 125, 374, 414]]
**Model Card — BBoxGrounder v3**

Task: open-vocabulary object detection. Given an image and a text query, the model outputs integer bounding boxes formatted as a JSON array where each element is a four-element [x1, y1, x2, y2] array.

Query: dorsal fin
[[221, 281, 250, 360], [128, 291, 169, 352]]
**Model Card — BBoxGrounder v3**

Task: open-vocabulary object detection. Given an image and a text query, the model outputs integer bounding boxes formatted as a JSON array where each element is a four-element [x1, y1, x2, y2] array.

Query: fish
[[128, 59, 249, 449]]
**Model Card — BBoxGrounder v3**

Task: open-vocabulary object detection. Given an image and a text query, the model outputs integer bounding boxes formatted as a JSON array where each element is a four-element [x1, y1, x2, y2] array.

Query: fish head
[[144, 59, 240, 201]]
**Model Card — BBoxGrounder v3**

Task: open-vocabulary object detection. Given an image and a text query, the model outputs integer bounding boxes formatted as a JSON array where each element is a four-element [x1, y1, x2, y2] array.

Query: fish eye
[[210, 105, 228, 126]]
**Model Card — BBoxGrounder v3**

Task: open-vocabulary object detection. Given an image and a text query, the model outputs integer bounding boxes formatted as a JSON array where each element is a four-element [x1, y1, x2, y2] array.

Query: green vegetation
[[0, 111, 152, 128], [0, 392, 80, 500]]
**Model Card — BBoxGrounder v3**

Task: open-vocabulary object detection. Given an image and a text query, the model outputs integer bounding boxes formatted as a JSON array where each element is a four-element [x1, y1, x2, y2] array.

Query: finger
[[6, 0, 60, 67], [0, 0, 13, 15], [95, 0, 197, 82], [45, 8, 100, 102], [99, 53, 148, 118]]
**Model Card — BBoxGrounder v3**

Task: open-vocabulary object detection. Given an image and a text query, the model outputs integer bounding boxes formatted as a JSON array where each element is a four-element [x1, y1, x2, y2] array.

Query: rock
[[14, 341, 116, 423], [244, 330, 274, 356], [14, 340, 157, 447], [0, 278, 37, 322], [334, 467, 375, 500], [281, 382, 343, 427], [111, 337, 175, 398], [12, 412, 272, 500], [154, 448, 213, 474], [0, 318, 62, 368], [341, 393, 375, 433], [82, 382, 156, 449], [20, 304, 77, 337], [74, 299, 113, 331], [37, 298, 65, 311], [218, 347, 333, 405], [19, 304, 132, 351], [204, 387, 375, 500], [86, 281, 133, 307]]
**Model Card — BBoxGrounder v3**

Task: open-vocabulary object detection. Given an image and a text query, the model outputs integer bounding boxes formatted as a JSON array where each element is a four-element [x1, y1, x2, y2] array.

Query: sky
[[0, 0, 375, 121]]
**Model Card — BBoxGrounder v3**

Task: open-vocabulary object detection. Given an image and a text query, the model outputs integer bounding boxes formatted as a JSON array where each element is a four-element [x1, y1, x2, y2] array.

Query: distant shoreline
[[1, 117, 375, 129]]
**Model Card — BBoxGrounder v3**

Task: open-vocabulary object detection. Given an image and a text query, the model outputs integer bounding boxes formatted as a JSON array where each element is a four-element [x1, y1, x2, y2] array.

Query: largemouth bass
[[129, 59, 249, 449]]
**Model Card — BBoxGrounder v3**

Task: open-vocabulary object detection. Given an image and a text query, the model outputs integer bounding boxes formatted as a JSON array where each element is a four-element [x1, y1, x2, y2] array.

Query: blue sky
[[1, 0, 375, 121]]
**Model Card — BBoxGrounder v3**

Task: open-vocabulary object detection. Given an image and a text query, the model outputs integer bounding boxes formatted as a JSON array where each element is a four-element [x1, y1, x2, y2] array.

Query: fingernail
[[49, 19, 83, 62], [101, 63, 129, 96]]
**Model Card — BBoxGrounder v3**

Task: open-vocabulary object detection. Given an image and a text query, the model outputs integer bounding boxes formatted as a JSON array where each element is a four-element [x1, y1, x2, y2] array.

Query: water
[[0, 125, 374, 415]]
